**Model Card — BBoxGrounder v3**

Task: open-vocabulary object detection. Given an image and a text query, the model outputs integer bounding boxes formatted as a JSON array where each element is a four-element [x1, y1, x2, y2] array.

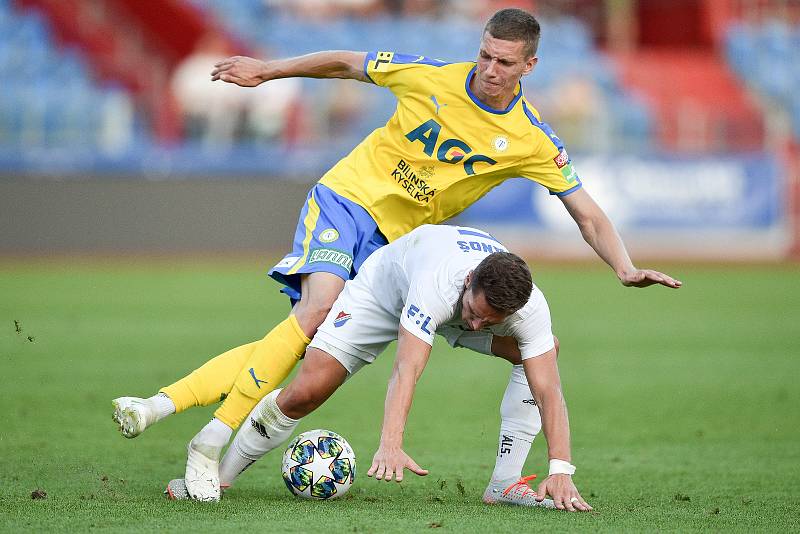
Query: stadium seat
[[190, 6, 655, 151], [0, 3, 139, 152], [725, 21, 800, 142]]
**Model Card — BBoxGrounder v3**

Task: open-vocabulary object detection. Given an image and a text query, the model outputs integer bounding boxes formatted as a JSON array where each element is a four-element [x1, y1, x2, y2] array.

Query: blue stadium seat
[[194, 5, 653, 149], [725, 21, 800, 141], [0, 4, 140, 152]]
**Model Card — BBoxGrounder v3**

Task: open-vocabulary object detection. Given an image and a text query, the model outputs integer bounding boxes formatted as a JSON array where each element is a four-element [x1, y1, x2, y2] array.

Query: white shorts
[[309, 258, 403, 375], [309, 289, 496, 376], [308, 244, 499, 375]]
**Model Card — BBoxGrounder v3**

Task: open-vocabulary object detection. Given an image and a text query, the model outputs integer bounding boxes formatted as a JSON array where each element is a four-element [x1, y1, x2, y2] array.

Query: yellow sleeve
[[518, 101, 583, 196], [363, 51, 451, 99]]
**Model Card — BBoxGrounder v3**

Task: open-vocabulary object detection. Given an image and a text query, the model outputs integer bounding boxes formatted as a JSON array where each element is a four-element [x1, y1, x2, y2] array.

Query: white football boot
[[111, 397, 158, 438], [164, 479, 190, 500], [164, 478, 230, 501], [483, 475, 556, 508], [184, 439, 223, 502]]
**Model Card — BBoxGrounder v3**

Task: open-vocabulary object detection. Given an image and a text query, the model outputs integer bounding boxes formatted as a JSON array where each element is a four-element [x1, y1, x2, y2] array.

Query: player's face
[[473, 33, 537, 105], [461, 286, 509, 331]]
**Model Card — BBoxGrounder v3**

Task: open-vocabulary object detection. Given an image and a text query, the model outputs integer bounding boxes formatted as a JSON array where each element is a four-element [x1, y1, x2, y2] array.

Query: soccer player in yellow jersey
[[112, 8, 681, 502]]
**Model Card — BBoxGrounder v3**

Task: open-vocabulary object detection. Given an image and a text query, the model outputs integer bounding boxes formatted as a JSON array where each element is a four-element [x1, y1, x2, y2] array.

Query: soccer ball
[[281, 429, 356, 499]]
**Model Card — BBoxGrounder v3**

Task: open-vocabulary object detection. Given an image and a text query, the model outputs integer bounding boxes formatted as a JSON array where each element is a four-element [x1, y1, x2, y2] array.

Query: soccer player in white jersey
[[113, 8, 680, 503], [169, 224, 593, 511]]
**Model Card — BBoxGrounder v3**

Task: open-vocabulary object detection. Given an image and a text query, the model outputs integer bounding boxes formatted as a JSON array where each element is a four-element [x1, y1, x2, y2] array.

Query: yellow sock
[[214, 315, 310, 429], [160, 342, 257, 412]]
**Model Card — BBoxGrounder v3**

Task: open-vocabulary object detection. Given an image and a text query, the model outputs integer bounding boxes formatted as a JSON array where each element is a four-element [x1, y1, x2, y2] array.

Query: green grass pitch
[[1, 260, 799, 532]]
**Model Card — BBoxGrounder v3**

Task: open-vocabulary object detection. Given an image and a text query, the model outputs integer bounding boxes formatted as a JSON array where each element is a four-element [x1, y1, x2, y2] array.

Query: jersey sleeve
[[506, 289, 556, 360], [517, 101, 583, 197], [439, 327, 494, 355], [399, 272, 453, 346], [364, 51, 450, 99]]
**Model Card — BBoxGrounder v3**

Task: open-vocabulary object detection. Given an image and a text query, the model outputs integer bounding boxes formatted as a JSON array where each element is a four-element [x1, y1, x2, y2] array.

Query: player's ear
[[522, 56, 537, 76], [464, 271, 473, 288]]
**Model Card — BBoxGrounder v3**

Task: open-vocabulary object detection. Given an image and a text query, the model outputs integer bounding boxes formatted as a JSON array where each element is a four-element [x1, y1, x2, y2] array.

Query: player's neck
[[469, 75, 515, 111]]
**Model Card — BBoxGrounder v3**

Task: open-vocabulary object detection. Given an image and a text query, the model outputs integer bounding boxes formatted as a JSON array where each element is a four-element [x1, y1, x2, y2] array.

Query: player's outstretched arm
[[523, 349, 592, 512], [367, 325, 431, 483], [211, 51, 369, 87], [559, 188, 682, 289]]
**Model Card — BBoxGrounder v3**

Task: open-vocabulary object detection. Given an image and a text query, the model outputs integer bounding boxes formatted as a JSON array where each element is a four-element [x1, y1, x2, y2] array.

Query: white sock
[[192, 418, 233, 450], [219, 389, 298, 485], [149, 393, 176, 422], [490, 365, 542, 484]]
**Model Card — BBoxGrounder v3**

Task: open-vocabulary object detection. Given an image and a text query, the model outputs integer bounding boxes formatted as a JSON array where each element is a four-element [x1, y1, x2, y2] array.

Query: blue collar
[[464, 65, 523, 115]]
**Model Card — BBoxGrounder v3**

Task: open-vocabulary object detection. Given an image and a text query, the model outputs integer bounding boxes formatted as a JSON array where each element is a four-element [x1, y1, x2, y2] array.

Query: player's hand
[[367, 445, 428, 482], [211, 56, 270, 87], [620, 268, 682, 289], [536, 474, 592, 512]]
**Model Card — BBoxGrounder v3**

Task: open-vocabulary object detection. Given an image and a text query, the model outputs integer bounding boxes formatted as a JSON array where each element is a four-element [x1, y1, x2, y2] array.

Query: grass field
[[1, 259, 799, 532]]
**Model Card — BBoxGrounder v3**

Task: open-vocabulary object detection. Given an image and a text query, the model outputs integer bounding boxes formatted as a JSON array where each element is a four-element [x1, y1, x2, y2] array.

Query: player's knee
[[294, 273, 345, 333], [293, 294, 337, 337]]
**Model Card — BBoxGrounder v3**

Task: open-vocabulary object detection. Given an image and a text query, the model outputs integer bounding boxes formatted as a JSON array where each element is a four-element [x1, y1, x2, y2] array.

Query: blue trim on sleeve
[[464, 65, 523, 115], [522, 100, 583, 196], [457, 228, 502, 244], [390, 53, 451, 67], [521, 100, 565, 151], [363, 51, 377, 84], [552, 183, 583, 197]]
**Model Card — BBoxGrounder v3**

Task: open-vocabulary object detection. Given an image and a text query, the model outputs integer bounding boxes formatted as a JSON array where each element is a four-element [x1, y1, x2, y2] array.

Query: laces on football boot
[[483, 474, 556, 508]]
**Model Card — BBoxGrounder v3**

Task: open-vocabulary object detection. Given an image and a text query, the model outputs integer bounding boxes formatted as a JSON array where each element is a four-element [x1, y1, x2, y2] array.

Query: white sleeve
[[510, 289, 556, 360], [399, 273, 453, 346], [438, 327, 494, 355]]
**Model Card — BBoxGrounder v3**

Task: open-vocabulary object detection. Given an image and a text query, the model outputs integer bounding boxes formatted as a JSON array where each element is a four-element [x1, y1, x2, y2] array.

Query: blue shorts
[[268, 183, 388, 302]]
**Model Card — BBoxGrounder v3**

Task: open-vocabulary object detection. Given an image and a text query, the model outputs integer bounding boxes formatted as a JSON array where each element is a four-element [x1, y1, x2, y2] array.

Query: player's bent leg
[[483, 365, 554, 508], [159, 341, 258, 413], [113, 342, 255, 439], [215, 348, 349, 489], [213, 273, 344, 430], [276, 346, 349, 419]]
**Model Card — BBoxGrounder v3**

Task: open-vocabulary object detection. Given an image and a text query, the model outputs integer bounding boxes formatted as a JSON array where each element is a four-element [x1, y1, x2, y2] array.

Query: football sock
[[214, 316, 310, 429], [148, 393, 176, 421], [219, 389, 299, 485], [160, 341, 258, 412], [193, 417, 234, 450], [490, 365, 542, 484]]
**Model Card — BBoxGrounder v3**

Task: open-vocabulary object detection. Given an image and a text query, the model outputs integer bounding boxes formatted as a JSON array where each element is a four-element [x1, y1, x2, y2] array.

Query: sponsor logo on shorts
[[523, 398, 538, 407], [554, 149, 569, 169], [274, 256, 301, 270], [333, 311, 351, 328], [319, 228, 339, 243], [308, 248, 353, 271]]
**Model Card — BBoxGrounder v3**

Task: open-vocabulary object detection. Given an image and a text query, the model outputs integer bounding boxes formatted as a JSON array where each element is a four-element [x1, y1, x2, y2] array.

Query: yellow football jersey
[[318, 51, 582, 242]]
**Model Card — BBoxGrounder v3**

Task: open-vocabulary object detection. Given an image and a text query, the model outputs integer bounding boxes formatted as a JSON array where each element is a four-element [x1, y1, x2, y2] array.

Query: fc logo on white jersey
[[492, 135, 509, 153], [319, 228, 339, 243]]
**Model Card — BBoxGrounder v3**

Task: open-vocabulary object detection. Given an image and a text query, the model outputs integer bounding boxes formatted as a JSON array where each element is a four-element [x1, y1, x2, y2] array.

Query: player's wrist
[[378, 433, 403, 448], [548, 458, 576, 476]]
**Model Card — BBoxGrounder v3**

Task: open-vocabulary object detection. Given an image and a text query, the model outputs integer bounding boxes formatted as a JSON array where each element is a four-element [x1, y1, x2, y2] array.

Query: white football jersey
[[358, 224, 555, 360]]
